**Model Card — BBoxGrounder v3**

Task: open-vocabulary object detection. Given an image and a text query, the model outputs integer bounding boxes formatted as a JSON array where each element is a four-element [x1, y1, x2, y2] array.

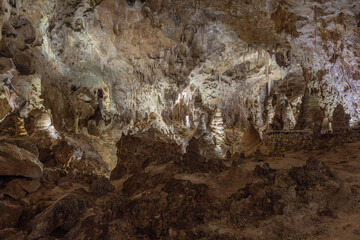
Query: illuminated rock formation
[[0, 0, 360, 239]]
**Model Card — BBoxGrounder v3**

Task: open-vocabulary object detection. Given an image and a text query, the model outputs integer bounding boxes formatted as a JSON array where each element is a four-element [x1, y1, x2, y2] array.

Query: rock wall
[[259, 133, 314, 155], [0, 0, 358, 172], [258, 129, 360, 156]]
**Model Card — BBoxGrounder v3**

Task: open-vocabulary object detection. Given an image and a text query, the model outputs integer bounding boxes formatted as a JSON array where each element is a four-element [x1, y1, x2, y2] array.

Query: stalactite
[[221, 73, 225, 99], [195, 0, 200, 12], [267, 54, 271, 95], [177, 93, 181, 118], [74, 111, 80, 134], [159, 47, 164, 66], [182, 57, 187, 72], [201, 25, 206, 50], [2, 0, 7, 11], [165, 49, 170, 73], [63, 25, 69, 59], [265, 0, 270, 16], [91, 8, 98, 28], [287, 76, 289, 89], [16, 0, 22, 15], [90, 42, 94, 63], [312, 69, 314, 81], [314, 27, 317, 52], [100, 57, 104, 72], [4, 83, 16, 111]]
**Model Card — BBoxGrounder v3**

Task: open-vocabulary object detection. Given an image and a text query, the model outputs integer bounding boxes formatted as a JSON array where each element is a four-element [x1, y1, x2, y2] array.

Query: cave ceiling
[[0, 0, 359, 170]]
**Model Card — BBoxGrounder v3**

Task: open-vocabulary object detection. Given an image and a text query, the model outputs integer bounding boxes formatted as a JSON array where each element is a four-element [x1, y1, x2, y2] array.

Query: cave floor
[[1, 141, 360, 239]]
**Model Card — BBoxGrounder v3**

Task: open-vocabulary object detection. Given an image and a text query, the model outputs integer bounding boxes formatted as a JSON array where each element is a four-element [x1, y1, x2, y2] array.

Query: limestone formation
[[0, 0, 359, 239]]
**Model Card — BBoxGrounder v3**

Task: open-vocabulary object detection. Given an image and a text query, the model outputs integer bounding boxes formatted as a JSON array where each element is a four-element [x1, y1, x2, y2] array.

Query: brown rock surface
[[0, 0, 359, 239], [0, 142, 43, 179], [0, 135, 357, 239], [0, 201, 23, 229]]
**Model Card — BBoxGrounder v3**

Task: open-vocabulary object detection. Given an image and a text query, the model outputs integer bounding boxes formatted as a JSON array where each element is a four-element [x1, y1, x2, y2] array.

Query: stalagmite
[[74, 112, 80, 134], [0, 1, 359, 238], [16, 117, 27, 136], [185, 115, 190, 128], [267, 54, 271, 95], [210, 108, 226, 157]]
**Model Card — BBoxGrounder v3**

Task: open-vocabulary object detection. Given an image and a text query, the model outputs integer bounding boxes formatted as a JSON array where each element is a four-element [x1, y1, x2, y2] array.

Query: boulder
[[89, 177, 115, 197], [2, 180, 26, 200], [2, 178, 41, 200], [0, 142, 43, 179], [0, 228, 20, 240], [0, 201, 23, 229], [27, 192, 92, 239]]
